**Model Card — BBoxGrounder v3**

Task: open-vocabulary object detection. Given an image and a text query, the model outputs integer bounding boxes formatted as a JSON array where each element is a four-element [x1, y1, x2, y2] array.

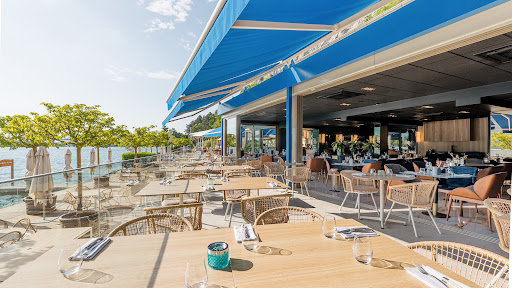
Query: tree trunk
[[76, 147, 83, 211], [134, 146, 138, 159], [32, 146, 37, 155]]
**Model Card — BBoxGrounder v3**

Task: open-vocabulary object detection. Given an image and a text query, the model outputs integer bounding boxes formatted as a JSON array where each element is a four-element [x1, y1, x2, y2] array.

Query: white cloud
[[145, 0, 192, 22], [179, 38, 192, 51], [136, 0, 146, 6], [207, 0, 217, 2], [144, 18, 175, 33], [186, 31, 197, 38], [145, 70, 178, 79], [104, 65, 131, 82]]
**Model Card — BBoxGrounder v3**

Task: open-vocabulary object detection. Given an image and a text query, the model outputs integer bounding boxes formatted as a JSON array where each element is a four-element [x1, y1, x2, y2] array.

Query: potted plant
[[349, 140, 363, 156], [362, 140, 380, 155], [331, 141, 344, 158]]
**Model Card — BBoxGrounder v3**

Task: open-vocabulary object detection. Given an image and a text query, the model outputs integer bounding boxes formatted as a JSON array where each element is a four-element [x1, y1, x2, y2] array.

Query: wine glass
[[370, 168, 376, 176], [242, 224, 259, 251], [322, 216, 336, 238], [185, 258, 208, 288], [58, 244, 83, 277], [352, 236, 373, 264]]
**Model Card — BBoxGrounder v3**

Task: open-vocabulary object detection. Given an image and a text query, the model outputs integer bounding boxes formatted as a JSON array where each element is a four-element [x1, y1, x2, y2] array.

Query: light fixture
[[422, 105, 433, 109], [334, 118, 341, 121], [340, 103, 351, 106], [388, 114, 397, 118], [459, 111, 470, 114], [423, 118, 429, 121], [282, 108, 287, 111], [361, 87, 376, 91]]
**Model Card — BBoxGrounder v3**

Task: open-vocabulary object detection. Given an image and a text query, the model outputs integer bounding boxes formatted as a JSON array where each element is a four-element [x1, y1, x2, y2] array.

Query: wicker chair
[[108, 214, 193, 237], [484, 198, 510, 252], [264, 163, 286, 183], [339, 173, 380, 219], [284, 167, 310, 197], [241, 194, 292, 225], [246, 160, 262, 176], [13, 218, 37, 237], [324, 160, 340, 186], [221, 173, 251, 227], [112, 187, 132, 205], [407, 241, 509, 288], [260, 155, 273, 164], [385, 181, 441, 237], [254, 206, 324, 226], [62, 191, 93, 211], [0, 231, 22, 248], [144, 203, 203, 231]]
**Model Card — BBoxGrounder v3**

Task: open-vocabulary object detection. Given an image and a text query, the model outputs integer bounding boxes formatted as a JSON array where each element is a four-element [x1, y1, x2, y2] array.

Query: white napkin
[[268, 182, 279, 187], [202, 185, 215, 191], [405, 266, 470, 288], [351, 173, 367, 177], [70, 237, 112, 261], [398, 174, 415, 178], [233, 224, 257, 243], [335, 226, 379, 239]]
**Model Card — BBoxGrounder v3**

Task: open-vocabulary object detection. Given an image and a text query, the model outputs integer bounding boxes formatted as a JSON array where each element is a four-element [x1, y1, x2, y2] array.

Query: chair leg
[[459, 200, 464, 217], [408, 207, 418, 237], [370, 194, 379, 216], [304, 182, 310, 198], [339, 193, 350, 211], [487, 210, 493, 232], [228, 203, 235, 228], [446, 196, 454, 220], [357, 194, 361, 219], [384, 202, 396, 225], [426, 208, 441, 235], [224, 202, 231, 220], [300, 183, 304, 195]]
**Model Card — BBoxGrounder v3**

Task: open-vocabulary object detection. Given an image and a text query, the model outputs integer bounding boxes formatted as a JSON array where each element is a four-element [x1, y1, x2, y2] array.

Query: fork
[[413, 262, 449, 288]]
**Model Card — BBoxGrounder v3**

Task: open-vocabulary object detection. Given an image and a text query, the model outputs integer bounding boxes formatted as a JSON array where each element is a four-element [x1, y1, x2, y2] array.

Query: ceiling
[[240, 32, 512, 126]]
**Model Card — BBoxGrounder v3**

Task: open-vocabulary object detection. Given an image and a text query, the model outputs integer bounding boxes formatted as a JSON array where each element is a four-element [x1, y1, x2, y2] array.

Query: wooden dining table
[[0, 220, 478, 287]]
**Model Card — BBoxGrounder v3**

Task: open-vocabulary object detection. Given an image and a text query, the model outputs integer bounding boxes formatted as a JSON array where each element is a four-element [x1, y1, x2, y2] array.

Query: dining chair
[[446, 172, 507, 231], [476, 166, 505, 181], [384, 164, 421, 187], [412, 161, 434, 181], [260, 155, 273, 164], [112, 187, 132, 205], [484, 198, 510, 252], [241, 193, 292, 225], [339, 172, 380, 219], [108, 214, 193, 237], [385, 181, 441, 237], [263, 163, 286, 183], [144, 202, 203, 231], [438, 166, 477, 206], [254, 206, 324, 226], [362, 161, 382, 173], [220, 173, 251, 227], [408, 241, 509, 288], [0, 231, 22, 248], [246, 160, 262, 176], [324, 160, 340, 186], [13, 218, 37, 238], [284, 167, 310, 197], [306, 158, 324, 181]]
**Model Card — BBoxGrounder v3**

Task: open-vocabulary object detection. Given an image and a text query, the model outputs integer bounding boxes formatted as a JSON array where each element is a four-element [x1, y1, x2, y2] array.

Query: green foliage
[[185, 111, 221, 134], [331, 141, 344, 153], [172, 135, 191, 148], [122, 152, 156, 160], [349, 140, 363, 153], [362, 140, 380, 153], [118, 126, 155, 158], [364, 0, 404, 22], [169, 128, 183, 138], [0, 114, 54, 152], [491, 132, 512, 150]]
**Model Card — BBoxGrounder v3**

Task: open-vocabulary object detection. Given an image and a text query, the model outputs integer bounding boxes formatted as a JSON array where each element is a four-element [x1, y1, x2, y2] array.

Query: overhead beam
[[304, 81, 512, 123], [232, 20, 334, 32]]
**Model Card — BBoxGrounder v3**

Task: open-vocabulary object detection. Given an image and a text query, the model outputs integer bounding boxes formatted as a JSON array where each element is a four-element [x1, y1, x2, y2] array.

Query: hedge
[[122, 152, 156, 160]]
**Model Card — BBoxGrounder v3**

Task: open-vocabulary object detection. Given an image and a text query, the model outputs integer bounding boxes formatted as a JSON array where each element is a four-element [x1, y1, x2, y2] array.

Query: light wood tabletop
[[135, 177, 288, 197], [161, 165, 254, 173], [0, 220, 478, 287], [0, 227, 92, 282]]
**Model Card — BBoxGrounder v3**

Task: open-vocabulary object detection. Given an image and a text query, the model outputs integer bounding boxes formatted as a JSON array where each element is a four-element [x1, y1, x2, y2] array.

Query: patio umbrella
[[62, 149, 74, 185], [29, 147, 54, 217], [87, 148, 96, 176], [106, 147, 112, 173], [24, 149, 36, 177]]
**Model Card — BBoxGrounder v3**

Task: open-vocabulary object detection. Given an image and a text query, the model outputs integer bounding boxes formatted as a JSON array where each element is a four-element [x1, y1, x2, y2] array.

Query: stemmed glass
[[369, 169, 376, 176], [58, 244, 83, 277], [322, 216, 336, 238], [242, 224, 259, 251], [185, 258, 208, 288], [352, 236, 373, 264]]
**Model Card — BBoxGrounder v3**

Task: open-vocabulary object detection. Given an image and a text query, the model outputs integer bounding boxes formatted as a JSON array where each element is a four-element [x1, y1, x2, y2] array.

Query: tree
[[89, 125, 125, 164], [186, 111, 221, 133], [0, 115, 53, 153], [172, 135, 191, 149], [36, 103, 116, 211], [119, 126, 154, 159], [491, 132, 512, 150], [155, 130, 172, 152]]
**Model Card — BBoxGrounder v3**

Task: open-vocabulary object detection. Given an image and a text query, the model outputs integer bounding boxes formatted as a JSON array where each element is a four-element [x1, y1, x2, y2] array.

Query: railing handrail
[[0, 154, 161, 185]]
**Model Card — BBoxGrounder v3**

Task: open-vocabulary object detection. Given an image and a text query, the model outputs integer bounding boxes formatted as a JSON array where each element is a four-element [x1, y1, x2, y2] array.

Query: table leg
[[179, 195, 184, 217], [423, 176, 447, 218], [330, 174, 340, 192], [379, 179, 385, 229]]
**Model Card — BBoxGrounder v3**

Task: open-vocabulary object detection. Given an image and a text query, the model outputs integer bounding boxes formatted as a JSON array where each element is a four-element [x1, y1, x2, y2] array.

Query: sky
[[0, 0, 218, 133]]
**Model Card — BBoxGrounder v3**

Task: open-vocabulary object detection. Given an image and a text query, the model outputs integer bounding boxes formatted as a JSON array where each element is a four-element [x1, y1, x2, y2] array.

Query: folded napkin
[[268, 182, 279, 187], [233, 224, 257, 243], [335, 226, 379, 239], [351, 173, 367, 177], [126, 180, 139, 186], [405, 265, 470, 288], [70, 237, 112, 261], [202, 185, 215, 191], [398, 174, 415, 178]]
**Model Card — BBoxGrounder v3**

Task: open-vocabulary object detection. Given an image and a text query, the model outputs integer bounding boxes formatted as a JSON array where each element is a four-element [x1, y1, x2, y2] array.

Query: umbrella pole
[[97, 162, 101, 237]]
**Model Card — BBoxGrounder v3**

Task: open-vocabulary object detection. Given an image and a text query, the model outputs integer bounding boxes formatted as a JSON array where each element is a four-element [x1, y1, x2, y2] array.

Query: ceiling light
[[388, 114, 397, 118], [422, 105, 433, 109], [282, 109, 287, 111], [361, 87, 376, 91], [334, 118, 341, 121], [340, 103, 351, 106], [459, 111, 470, 114], [423, 118, 429, 121]]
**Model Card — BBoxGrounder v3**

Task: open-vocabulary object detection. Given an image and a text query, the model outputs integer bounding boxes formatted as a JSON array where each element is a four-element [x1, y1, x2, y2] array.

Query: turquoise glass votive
[[207, 242, 229, 270]]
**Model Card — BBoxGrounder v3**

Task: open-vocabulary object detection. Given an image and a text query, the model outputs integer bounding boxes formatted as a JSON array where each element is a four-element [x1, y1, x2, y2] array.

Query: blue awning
[[166, 0, 381, 110], [163, 92, 228, 125], [491, 114, 512, 133], [204, 127, 223, 138]]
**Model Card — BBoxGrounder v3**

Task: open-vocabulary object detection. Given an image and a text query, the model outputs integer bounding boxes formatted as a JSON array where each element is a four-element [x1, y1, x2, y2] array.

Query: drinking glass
[[419, 168, 426, 173], [385, 169, 393, 176], [322, 216, 336, 238], [369, 169, 376, 176], [185, 259, 208, 288], [242, 225, 259, 251], [58, 244, 83, 277], [352, 236, 373, 264]]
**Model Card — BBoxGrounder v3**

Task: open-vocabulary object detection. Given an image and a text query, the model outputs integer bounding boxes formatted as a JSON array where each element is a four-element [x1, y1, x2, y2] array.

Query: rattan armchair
[[339, 173, 380, 219], [13, 218, 37, 237], [220, 173, 251, 227], [241, 194, 292, 225], [264, 163, 286, 183], [385, 181, 440, 237], [284, 167, 310, 197], [144, 203, 203, 230], [0, 231, 22, 248], [484, 198, 510, 252], [407, 241, 509, 288], [254, 206, 324, 226], [108, 214, 193, 237], [246, 160, 262, 176]]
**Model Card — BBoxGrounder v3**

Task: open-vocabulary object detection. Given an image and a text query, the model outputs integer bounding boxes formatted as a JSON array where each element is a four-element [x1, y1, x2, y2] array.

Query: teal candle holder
[[207, 242, 229, 270]]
